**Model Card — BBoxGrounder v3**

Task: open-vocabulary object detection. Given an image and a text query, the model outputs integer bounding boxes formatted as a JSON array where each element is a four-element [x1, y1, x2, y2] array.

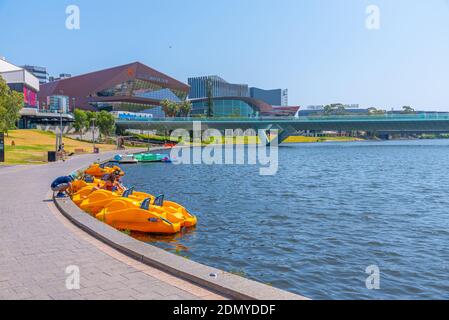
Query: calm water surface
[[120, 140, 449, 299]]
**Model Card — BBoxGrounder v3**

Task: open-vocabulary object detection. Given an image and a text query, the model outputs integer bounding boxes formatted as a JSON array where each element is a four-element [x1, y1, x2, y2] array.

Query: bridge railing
[[116, 113, 449, 122]]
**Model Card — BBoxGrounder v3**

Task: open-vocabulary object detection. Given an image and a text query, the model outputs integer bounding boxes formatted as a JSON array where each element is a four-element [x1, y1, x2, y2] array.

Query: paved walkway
[[0, 152, 224, 300]]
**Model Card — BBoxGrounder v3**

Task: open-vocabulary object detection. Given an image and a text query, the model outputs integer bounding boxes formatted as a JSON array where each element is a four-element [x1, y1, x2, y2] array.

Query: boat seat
[[154, 194, 164, 207], [141, 198, 151, 210], [84, 175, 94, 183], [122, 187, 135, 198]]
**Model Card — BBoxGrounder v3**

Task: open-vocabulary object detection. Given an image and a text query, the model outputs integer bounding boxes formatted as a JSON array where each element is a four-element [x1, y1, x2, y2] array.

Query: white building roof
[[0, 58, 22, 72], [0, 57, 40, 92]]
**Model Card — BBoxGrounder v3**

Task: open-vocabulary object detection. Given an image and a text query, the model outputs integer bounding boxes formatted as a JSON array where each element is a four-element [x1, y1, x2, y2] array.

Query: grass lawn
[[1, 129, 117, 165]]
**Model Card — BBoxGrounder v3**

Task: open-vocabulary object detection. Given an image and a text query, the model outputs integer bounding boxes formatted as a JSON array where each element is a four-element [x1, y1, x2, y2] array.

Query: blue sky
[[1, 0, 448, 110]]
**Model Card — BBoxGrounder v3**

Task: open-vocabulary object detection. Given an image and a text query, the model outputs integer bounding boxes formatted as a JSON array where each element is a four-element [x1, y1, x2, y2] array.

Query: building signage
[[137, 73, 169, 84], [0, 133, 4, 162]]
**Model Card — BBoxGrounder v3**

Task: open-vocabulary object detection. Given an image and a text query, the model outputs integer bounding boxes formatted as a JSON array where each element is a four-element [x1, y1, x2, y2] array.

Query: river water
[[120, 140, 449, 299]]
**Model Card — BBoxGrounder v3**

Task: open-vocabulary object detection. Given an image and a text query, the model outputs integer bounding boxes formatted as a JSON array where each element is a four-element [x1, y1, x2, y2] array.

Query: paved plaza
[[0, 152, 224, 300]]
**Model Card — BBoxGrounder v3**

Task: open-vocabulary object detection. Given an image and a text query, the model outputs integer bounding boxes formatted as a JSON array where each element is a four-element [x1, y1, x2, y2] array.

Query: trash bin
[[48, 151, 57, 162], [93, 147, 100, 154]]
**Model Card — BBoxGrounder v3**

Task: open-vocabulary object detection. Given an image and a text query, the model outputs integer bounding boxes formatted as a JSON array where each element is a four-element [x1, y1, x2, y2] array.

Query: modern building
[[306, 104, 360, 110], [49, 73, 72, 82], [188, 76, 249, 100], [297, 108, 368, 117], [190, 96, 269, 117], [0, 58, 40, 108], [249, 87, 290, 106], [58, 73, 72, 80], [39, 62, 189, 113], [281, 89, 288, 106], [269, 105, 300, 117], [17, 107, 73, 130], [47, 95, 70, 113], [21, 65, 48, 84], [190, 96, 299, 118], [0, 58, 73, 128]]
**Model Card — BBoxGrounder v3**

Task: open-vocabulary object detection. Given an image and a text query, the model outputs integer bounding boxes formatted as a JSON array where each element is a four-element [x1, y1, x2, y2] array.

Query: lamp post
[[59, 103, 63, 150], [0, 132, 5, 163], [91, 118, 96, 151]]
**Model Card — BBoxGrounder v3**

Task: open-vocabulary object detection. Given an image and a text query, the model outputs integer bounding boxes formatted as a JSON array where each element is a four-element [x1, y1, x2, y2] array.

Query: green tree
[[179, 100, 192, 117], [323, 103, 346, 116], [160, 99, 179, 117], [96, 111, 116, 138], [323, 104, 334, 115], [335, 104, 346, 115], [401, 106, 415, 114], [368, 107, 386, 115], [0, 104, 5, 134], [85, 110, 97, 132], [73, 109, 88, 139], [0, 77, 24, 136], [161, 99, 172, 117]]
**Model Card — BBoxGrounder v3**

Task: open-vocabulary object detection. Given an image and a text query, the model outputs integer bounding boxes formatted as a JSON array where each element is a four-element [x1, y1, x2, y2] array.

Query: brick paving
[[0, 152, 224, 300]]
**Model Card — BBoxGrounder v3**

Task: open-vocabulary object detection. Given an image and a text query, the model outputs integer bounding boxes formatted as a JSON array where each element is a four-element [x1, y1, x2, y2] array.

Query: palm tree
[[161, 99, 175, 117], [161, 99, 180, 117], [179, 100, 192, 117]]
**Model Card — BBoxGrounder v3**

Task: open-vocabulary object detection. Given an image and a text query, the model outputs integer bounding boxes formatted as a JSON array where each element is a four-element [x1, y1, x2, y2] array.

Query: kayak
[[134, 153, 168, 163], [118, 155, 138, 164]]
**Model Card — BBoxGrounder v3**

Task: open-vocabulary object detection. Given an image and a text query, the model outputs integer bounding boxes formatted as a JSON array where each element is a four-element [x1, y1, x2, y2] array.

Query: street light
[[91, 118, 96, 151], [59, 103, 63, 152]]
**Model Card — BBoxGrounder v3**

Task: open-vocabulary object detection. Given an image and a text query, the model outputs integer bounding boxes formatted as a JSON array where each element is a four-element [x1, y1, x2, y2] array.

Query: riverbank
[[0, 150, 227, 300], [168, 135, 363, 147], [1, 130, 117, 165], [284, 136, 363, 143]]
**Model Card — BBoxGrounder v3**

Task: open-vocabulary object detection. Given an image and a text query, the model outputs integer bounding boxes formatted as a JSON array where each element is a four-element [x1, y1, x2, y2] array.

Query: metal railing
[[116, 113, 449, 123]]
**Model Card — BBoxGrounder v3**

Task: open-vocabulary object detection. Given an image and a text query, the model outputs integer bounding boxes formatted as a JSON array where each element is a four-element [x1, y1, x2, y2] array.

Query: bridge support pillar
[[265, 125, 297, 146]]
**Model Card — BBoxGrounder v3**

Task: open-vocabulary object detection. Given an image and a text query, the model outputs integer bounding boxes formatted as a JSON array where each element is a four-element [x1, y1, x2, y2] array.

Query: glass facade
[[7, 83, 38, 108], [249, 87, 282, 106], [188, 76, 249, 99], [22, 65, 48, 84], [96, 79, 187, 101], [95, 102, 159, 113], [135, 88, 182, 102], [47, 95, 70, 113], [191, 99, 259, 118]]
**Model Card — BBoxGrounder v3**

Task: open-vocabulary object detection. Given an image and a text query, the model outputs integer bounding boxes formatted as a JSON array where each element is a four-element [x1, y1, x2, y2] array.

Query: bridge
[[116, 113, 449, 144]]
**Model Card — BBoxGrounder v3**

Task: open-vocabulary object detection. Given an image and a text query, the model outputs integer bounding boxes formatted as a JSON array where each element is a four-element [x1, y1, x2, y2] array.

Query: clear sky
[[1, 0, 448, 110]]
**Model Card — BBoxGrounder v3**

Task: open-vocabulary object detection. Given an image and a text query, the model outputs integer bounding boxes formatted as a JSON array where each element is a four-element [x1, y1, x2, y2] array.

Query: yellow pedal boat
[[96, 198, 181, 234], [96, 194, 197, 233], [79, 189, 121, 215], [84, 164, 124, 178]]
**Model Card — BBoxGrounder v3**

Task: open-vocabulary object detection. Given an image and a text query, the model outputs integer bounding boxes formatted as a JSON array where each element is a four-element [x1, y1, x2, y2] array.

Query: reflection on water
[[130, 227, 197, 254], [121, 140, 449, 299]]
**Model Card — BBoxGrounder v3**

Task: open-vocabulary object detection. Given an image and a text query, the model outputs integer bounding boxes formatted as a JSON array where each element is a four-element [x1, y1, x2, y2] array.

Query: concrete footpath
[[0, 151, 224, 300]]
